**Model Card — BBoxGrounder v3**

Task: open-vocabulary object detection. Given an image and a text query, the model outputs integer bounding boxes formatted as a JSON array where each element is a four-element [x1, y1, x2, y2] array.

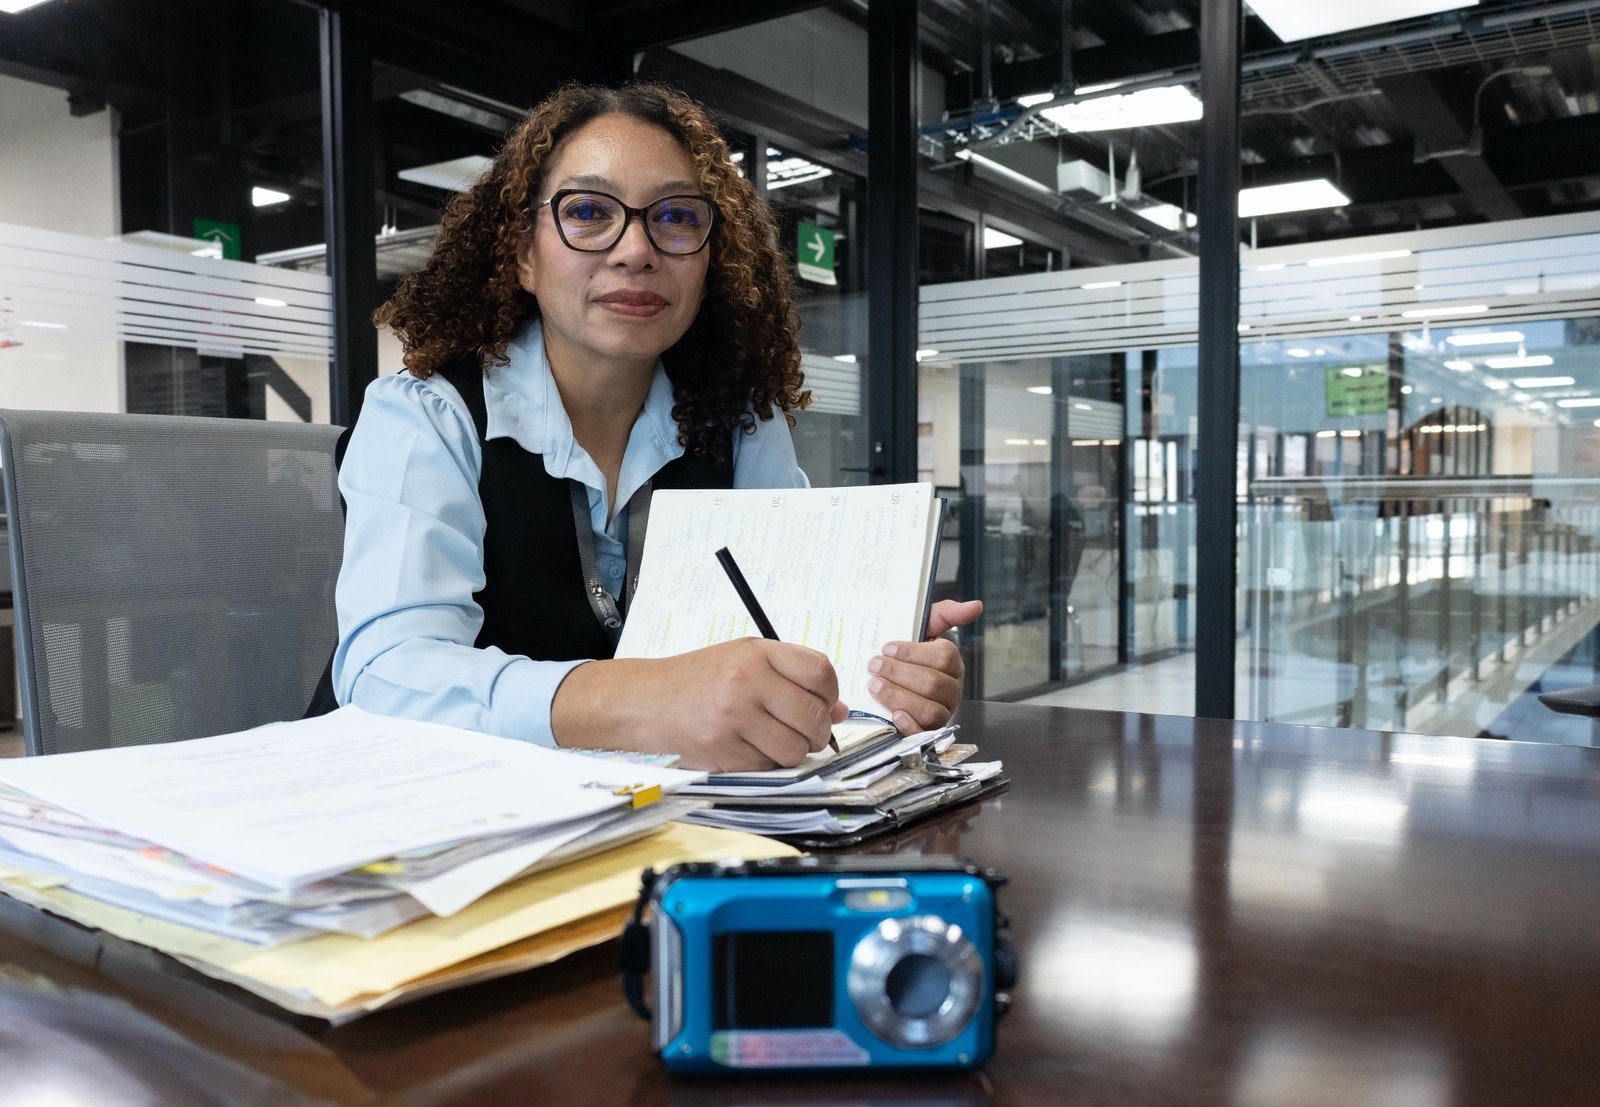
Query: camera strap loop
[[619, 867, 658, 1021]]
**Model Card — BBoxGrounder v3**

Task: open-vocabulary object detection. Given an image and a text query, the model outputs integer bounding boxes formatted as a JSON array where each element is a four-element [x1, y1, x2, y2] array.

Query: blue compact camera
[[620, 855, 1015, 1074]]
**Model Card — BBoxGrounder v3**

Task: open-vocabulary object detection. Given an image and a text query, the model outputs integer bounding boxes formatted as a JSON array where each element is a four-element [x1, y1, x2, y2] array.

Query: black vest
[[436, 358, 731, 662], [305, 359, 731, 715]]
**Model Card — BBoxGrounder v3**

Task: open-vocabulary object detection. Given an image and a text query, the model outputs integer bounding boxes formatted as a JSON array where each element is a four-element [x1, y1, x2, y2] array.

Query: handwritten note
[[616, 483, 937, 713]]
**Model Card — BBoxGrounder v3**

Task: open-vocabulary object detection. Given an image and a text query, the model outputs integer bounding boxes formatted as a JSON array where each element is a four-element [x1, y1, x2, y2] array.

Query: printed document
[[0, 706, 702, 890]]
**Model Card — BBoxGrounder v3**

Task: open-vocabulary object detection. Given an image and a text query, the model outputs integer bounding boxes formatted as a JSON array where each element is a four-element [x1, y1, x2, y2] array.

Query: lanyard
[[568, 478, 652, 648]]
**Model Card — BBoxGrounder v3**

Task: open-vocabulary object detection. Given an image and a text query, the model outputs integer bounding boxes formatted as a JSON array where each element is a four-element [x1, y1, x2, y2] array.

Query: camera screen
[[712, 931, 834, 1029]]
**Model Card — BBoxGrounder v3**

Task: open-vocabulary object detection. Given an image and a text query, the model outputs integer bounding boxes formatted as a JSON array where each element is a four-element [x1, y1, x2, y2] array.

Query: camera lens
[[848, 916, 983, 1049], [885, 954, 951, 1019]]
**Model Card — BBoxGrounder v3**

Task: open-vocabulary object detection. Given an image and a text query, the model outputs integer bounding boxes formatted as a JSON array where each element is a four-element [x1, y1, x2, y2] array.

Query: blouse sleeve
[[330, 373, 581, 746]]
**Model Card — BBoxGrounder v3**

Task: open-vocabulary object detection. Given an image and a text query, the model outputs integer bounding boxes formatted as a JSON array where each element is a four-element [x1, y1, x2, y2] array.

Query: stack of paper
[[0, 706, 802, 1018], [0, 706, 713, 946]]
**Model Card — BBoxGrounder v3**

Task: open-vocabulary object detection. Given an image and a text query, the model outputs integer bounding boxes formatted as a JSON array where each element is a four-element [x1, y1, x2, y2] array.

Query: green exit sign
[[796, 220, 836, 286], [193, 218, 241, 261], [1324, 366, 1388, 417]]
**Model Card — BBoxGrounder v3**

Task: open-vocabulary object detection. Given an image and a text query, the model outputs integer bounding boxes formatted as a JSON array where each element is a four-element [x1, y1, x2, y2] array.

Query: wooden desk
[[4, 703, 1600, 1106]]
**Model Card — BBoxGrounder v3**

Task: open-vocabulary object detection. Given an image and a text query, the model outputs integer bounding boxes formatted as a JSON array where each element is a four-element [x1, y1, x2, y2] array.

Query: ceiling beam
[[1378, 73, 1522, 222]]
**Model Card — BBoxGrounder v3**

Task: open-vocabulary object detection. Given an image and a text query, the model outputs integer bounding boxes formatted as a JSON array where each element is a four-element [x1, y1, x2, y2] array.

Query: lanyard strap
[[569, 478, 652, 647]]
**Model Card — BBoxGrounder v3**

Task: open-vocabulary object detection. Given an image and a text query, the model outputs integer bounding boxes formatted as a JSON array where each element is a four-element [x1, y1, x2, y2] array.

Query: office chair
[[0, 410, 345, 755]]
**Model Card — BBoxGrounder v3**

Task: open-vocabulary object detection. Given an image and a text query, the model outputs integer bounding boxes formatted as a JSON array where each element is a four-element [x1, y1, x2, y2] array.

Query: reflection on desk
[[3, 702, 1600, 1105]]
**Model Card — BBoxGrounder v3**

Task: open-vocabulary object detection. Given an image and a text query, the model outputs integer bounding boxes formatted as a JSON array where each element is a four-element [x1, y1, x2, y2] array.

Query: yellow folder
[[0, 822, 797, 1021]]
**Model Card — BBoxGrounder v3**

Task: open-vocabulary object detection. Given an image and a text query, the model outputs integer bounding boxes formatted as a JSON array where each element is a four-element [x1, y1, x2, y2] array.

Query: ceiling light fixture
[[1444, 359, 1473, 372], [1027, 385, 1054, 395], [1484, 354, 1554, 369], [398, 155, 493, 193], [1017, 91, 1054, 108], [1238, 179, 1350, 217], [1244, 0, 1479, 44], [1445, 330, 1524, 347], [1513, 376, 1575, 388], [983, 227, 1024, 250], [251, 186, 290, 207], [1081, 280, 1122, 290], [0, 0, 57, 12], [766, 155, 833, 190], [1556, 398, 1600, 409], [832, 354, 857, 364], [1038, 85, 1203, 133]]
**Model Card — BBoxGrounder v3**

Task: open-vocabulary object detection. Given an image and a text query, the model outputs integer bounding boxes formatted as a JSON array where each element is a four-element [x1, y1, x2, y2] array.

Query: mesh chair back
[[0, 410, 345, 755]]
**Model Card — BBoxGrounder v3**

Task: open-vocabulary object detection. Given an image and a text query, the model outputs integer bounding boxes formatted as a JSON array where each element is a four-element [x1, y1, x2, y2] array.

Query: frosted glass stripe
[[0, 220, 331, 361], [921, 212, 1600, 362]]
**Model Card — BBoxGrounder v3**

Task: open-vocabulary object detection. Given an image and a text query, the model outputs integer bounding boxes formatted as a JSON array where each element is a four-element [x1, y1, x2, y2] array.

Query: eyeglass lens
[[552, 191, 713, 254]]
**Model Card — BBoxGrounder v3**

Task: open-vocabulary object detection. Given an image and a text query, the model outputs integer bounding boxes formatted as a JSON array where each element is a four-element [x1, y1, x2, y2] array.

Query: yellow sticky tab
[[628, 784, 662, 809], [358, 861, 404, 875]]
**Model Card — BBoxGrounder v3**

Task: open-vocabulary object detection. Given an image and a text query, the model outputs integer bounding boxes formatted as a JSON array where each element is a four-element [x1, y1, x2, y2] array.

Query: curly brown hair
[[373, 82, 809, 464]]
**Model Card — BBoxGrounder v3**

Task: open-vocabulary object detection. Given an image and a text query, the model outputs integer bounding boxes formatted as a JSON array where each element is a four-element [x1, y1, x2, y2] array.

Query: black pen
[[714, 546, 841, 755]]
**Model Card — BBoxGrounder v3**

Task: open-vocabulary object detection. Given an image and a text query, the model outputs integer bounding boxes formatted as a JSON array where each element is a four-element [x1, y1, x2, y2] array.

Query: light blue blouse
[[331, 320, 810, 746]]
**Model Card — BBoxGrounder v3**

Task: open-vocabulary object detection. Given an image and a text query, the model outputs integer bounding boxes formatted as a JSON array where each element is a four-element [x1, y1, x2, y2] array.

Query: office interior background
[[2, 0, 1599, 743]]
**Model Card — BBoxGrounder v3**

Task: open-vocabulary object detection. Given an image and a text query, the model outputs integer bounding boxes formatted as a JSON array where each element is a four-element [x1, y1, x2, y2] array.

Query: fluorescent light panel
[[1238, 179, 1350, 217], [1485, 354, 1554, 369], [1445, 330, 1524, 347], [1038, 85, 1202, 133], [1245, 1, 1479, 44], [397, 155, 493, 192], [0, 0, 56, 12], [1556, 398, 1600, 408], [1513, 376, 1574, 388], [983, 227, 1024, 250], [251, 186, 290, 207]]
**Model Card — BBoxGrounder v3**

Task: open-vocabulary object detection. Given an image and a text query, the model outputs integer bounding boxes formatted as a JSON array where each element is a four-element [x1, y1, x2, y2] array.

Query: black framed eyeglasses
[[543, 189, 716, 255]]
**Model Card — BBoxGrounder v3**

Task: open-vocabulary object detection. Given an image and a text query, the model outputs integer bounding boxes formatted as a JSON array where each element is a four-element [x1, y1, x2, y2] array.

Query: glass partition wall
[[921, 213, 1600, 737], [914, 0, 1600, 742]]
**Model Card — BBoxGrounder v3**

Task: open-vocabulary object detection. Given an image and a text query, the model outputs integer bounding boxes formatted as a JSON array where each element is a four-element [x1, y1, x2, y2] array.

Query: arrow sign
[[796, 220, 836, 286]]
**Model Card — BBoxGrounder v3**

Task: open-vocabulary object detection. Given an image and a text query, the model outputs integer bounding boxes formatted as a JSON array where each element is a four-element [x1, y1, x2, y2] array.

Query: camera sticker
[[710, 1029, 872, 1069]]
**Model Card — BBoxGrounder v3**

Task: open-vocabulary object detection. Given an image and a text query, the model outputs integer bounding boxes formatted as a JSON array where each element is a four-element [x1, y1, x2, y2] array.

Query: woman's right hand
[[550, 639, 846, 771]]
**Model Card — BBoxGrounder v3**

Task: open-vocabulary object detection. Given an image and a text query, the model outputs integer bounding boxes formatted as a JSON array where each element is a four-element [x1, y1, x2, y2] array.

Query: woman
[[331, 82, 981, 771]]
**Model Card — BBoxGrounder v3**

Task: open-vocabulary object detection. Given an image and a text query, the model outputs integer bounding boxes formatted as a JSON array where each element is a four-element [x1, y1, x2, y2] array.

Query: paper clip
[[901, 743, 969, 783]]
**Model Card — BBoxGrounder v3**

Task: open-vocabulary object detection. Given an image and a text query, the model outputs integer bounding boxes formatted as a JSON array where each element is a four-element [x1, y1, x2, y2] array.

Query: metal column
[[867, 0, 919, 484], [320, 6, 379, 429], [1194, 0, 1242, 718]]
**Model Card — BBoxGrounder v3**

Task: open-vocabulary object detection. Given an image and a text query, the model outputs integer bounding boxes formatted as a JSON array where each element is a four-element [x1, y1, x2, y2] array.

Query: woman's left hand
[[867, 599, 983, 733]]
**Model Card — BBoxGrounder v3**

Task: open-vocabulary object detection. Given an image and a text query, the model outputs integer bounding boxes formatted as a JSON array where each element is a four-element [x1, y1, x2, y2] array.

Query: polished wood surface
[[4, 703, 1600, 1106]]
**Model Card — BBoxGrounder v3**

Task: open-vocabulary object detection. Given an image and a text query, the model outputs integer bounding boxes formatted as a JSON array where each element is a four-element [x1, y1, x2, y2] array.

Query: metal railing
[[1245, 475, 1600, 734]]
